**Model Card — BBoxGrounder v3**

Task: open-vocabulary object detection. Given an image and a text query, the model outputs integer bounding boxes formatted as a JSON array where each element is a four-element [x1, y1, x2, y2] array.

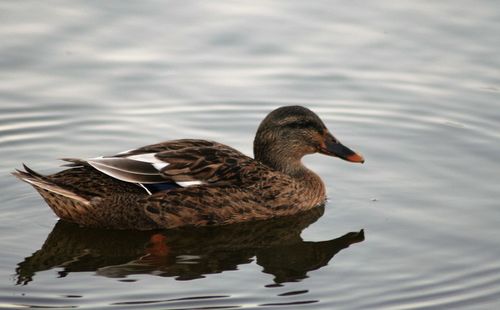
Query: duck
[[13, 106, 364, 230]]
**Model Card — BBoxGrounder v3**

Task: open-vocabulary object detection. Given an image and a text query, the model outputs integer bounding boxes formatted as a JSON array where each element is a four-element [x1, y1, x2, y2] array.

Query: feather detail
[[137, 183, 153, 195], [87, 158, 166, 184], [87, 154, 201, 191], [176, 180, 205, 187], [126, 153, 165, 165], [125, 153, 169, 170], [12, 167, 90, 205]]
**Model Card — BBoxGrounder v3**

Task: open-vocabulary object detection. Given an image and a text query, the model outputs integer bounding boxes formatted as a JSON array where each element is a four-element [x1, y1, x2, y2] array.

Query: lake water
[[1, 1, 499, 309]]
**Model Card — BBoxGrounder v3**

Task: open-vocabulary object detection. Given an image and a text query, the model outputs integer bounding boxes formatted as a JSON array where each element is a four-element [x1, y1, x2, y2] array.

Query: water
[[1, 1, 499, 309]]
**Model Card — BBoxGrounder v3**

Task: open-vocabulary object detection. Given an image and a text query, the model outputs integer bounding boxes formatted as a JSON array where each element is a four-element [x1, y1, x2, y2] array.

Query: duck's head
[[254, 106, 364, 172]]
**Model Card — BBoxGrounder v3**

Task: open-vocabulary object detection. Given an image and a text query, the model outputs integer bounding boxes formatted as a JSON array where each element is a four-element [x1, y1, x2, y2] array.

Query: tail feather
[[12, 165, 90, 205], [60, 158, 90, 167], [22, 163, 44, 178]]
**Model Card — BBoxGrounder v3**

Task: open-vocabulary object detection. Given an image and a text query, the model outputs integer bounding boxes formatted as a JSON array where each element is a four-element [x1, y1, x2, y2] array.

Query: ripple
[[1, 0, 500, 309]]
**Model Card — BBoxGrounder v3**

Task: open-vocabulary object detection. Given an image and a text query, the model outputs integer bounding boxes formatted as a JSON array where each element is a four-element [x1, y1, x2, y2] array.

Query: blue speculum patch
[[143, 182, 181, 193]]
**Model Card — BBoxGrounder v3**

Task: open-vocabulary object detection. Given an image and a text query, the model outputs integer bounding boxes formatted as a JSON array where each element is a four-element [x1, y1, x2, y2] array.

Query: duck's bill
[[320, 134, 365, 163]]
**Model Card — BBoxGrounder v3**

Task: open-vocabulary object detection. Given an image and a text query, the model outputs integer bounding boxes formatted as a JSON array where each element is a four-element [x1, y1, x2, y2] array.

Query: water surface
[[1, 1, 499, 309]]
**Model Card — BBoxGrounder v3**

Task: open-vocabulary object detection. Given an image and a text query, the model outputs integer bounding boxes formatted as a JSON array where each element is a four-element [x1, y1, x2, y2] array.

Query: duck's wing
[[74, 139, 252, 190]]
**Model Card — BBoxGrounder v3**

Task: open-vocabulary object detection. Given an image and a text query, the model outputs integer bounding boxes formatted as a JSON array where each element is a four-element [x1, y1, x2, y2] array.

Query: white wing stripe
[[125, 153, 169, 171], [176, 180, 204, 187], [127, 153, 166, 164], [153, 162, 169, 170]]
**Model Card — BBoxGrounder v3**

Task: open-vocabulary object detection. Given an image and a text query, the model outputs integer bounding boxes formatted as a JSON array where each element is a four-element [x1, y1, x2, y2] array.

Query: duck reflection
[[16, 206, 364, 285]]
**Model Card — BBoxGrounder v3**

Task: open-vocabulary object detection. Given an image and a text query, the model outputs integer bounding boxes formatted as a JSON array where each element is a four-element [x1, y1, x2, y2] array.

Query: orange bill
[[319, 132, 365, 163]]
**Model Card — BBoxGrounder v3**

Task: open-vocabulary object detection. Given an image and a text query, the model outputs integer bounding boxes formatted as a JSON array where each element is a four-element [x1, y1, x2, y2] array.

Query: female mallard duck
[[13, 106, 364, 230]]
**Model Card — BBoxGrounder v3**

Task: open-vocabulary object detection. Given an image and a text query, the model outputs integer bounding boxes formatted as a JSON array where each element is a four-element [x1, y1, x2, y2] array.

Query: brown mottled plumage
[[13, 106, 364, 230]]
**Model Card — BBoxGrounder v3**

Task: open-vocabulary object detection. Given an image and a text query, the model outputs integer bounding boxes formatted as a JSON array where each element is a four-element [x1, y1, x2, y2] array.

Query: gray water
[[1, 1, 500, 309]]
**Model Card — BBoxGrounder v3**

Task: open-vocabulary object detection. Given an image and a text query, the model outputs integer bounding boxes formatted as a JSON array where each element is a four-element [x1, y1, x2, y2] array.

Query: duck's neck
[[254, 145, 325, 198]]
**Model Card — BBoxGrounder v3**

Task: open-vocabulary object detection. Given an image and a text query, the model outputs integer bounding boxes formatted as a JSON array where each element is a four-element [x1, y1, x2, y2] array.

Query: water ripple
[[1, 1, 500, 309]]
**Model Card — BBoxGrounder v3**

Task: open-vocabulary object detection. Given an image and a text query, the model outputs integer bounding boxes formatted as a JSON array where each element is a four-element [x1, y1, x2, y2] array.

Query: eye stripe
[[283, 120, 323, 132]]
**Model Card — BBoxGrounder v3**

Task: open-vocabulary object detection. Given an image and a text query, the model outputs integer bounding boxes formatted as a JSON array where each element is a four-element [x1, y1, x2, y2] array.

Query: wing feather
[[83, 139, 252, 188], [87, 158, 166, 184]]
